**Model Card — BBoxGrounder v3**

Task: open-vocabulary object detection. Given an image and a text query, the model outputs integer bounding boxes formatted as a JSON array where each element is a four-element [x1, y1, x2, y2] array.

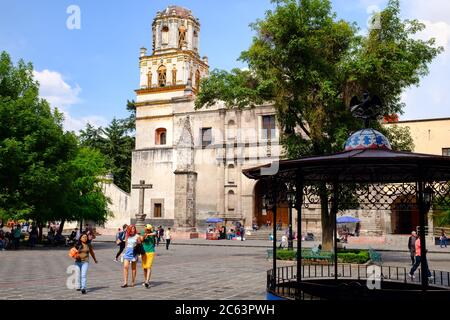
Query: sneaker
[[409, 274, 415, 280], [81, 289, 86, 294], [76, 288, 81, 291], [114, 259, 118, 262], [145, 282, 149, 288]]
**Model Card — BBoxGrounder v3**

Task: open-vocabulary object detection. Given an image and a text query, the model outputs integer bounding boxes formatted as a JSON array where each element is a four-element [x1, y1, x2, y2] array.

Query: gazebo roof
[[243, 148, 450, 183]]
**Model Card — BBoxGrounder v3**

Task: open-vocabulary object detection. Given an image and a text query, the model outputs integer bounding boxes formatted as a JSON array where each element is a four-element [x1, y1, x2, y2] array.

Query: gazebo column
[[332, 182, 339, 283], [417, 181, 429, 291], [271, 178, 278, 292], [295, 175, 304, 297]]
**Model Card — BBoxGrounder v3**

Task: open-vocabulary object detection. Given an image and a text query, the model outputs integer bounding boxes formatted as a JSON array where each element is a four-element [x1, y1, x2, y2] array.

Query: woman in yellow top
[[140, 224, 157, 288]]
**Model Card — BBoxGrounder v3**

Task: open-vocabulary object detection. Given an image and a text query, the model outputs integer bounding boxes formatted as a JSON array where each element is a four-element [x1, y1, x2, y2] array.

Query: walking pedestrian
[[165, 227, 172, 250], [72, 233, 98, 294], [13, 225, 21, 250], [140, 224, 157, 288], [121, 225, 140, 288], [29, 224, 38, 248], [240, 225, 245, 241], [440, 229, 448, 248], [409, 235, 433, 281], [114, 224, 128, 262], [407, 231, 417, 265]]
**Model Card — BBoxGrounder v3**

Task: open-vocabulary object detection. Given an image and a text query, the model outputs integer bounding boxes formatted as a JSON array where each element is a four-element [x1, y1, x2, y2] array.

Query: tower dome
[[152, 5, 201, 55], [344, 128, 392, 151]]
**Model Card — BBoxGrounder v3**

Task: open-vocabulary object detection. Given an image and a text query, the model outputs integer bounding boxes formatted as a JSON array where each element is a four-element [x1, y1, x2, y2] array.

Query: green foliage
[[0, 51, 110, 225], [79, 117, 134, 193], [276, 249, 370, 264], [195, 0, 439, 249], [381, 125, 415, 152]]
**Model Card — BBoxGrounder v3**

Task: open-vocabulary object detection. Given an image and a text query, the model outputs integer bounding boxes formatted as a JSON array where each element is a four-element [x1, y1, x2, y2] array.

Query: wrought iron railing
[[267, 264, 450, 300]]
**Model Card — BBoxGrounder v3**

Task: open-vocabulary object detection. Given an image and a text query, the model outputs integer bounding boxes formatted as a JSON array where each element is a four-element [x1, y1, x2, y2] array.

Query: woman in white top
[[165, 227, 172, 250], [121, 225, 140, 287]]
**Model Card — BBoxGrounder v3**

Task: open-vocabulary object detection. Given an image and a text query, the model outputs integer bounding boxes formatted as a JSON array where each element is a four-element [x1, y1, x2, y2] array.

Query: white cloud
[[33, 69, 108, 132], [415, 20, 450, 57], [33, 70, 81, 108]]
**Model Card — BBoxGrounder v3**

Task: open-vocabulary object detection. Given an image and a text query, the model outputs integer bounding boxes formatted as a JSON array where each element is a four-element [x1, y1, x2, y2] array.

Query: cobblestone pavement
[[1, 242, 449, 300], [0, 243, 282, 300]]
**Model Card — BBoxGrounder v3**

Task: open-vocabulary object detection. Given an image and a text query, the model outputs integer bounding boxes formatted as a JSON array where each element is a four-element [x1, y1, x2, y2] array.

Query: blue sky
[[1, 0, 449, 131]]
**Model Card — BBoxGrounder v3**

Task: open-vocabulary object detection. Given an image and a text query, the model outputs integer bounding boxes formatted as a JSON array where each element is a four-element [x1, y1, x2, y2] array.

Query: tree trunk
[[57, 220, 65, 235], [320, 185, 334, 251]]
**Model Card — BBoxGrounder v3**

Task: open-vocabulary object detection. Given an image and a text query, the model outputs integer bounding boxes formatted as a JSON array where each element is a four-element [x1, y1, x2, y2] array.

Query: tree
[[195, 0, 441, 249], [0, 51, 111, 238], [80, 117, 135, 193], [0, 51, 77, 228]]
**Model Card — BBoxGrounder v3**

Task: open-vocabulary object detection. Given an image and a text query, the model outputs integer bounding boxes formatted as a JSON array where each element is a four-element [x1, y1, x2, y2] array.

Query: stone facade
[[100, 7, 449, 238]]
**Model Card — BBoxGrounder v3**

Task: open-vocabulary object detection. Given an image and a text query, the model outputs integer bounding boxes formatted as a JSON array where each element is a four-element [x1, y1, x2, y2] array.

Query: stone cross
[[132, 180, 153, 227]]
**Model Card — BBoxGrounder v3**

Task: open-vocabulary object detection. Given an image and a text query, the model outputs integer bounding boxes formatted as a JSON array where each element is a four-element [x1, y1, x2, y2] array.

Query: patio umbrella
[[337, 216, 360, 224], [206, 218, 224, 223]]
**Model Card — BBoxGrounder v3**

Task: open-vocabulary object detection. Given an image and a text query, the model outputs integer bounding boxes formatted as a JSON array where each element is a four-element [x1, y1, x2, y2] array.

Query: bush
[[275, 249, 370, 264]]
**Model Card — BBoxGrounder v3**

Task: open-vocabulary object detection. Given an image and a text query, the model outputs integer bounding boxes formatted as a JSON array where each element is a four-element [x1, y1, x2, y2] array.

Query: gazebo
[[243, 122, 450, 300]]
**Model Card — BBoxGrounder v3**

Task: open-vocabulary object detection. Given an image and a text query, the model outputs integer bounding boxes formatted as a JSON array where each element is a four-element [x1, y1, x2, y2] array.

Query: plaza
[[1, 238, 449, 300]]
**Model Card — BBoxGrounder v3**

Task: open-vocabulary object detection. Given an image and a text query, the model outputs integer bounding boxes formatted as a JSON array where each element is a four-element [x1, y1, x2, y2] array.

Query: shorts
[[141, 252, 155, 269], [123, 248, 137, 262]]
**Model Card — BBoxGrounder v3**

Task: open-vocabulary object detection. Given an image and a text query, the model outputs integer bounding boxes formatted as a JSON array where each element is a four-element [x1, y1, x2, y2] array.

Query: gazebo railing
[[268, 264, 450, 300]]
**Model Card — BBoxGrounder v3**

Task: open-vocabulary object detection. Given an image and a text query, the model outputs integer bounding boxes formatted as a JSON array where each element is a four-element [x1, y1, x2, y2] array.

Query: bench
[[301, 247, 333, 263], [266, 248, 273, 260], [369, 247, 382, 265]]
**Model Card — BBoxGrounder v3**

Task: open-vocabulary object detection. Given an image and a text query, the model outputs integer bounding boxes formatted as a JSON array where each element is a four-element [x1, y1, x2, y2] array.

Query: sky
[[1, 0, 449, 132]]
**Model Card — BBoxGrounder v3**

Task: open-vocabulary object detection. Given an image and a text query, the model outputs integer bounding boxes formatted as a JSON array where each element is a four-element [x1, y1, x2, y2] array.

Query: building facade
[[99, 6, 450, 238], [130, 6, 283, 232]]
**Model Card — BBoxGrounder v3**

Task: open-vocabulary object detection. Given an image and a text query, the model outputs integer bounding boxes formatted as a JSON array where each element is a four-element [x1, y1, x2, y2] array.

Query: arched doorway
[[253, 180, 289, 228], [390, 195, 423, 234]]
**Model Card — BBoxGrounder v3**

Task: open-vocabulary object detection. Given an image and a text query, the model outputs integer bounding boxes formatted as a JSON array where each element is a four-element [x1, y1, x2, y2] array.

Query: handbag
[[133, 243, 145, 256], [68, 247, 79, 260], [116, 239, 122, 245]]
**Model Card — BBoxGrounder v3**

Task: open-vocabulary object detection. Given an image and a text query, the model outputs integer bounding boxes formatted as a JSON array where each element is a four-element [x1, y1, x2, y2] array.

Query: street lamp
[[287, 189, 295, 251]]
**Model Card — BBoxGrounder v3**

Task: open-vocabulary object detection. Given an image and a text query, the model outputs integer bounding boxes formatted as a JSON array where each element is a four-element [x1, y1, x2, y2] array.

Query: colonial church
[[129, 5, 285, 232], [98, 5, 448, 240]]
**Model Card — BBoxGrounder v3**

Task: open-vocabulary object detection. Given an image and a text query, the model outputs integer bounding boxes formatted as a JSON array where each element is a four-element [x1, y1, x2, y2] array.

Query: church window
[[158, 65, 167, 87], [193, 30, 198, 51], [172, 68, 177, 85], [201, 127, 212, 149], [443, 148, 450, 156], [262, 115, 276, 140], [154, 203, 162, 218], [162, 26, 169, 45], [195, 69, 201, 91], [155, 128, 167, 145], [227, 120, 236, 141], [178, 26, 186, 49], [227, 190, 235, 211]]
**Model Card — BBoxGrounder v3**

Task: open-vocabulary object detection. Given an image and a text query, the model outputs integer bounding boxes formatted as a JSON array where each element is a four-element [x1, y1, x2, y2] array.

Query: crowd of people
[[207, 223, 246, 241], [68, 224, 171, 294]]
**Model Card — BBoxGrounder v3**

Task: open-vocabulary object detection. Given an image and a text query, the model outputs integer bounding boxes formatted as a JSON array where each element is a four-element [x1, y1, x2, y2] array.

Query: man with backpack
[[114, 224, 128, 262]]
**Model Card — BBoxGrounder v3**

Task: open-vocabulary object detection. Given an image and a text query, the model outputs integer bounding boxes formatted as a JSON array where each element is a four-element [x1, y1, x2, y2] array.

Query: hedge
[[275, 249, 370, 264]]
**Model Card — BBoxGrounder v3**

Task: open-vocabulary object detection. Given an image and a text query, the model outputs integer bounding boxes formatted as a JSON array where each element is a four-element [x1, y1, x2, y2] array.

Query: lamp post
[[263, 183, 278, 292], [287, 190, 295, 251]]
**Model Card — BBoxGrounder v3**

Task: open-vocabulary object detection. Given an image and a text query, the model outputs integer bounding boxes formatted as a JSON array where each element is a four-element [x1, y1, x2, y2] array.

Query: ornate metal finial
[[350, 92, 382, 128]]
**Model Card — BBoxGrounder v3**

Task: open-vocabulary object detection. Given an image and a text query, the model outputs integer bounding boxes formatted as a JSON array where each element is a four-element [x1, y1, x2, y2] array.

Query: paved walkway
[[1, 239, 449, 300], [95, 235, 450, 254]]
